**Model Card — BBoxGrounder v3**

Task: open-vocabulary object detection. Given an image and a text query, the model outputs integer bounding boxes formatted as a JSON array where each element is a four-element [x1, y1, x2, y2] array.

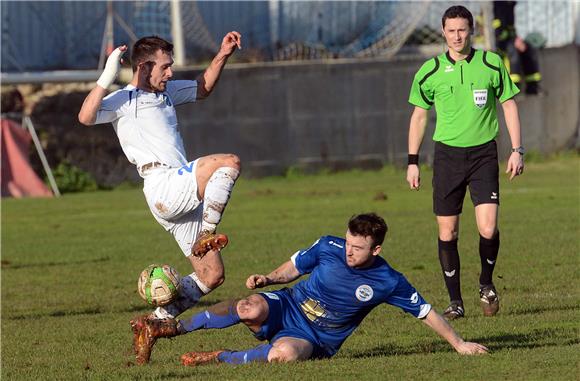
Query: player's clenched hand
[[219, 31, 242, 57], [246, 274, 268, 289], [505, 152, 524, 180], [455, 341, 489, 355], [406, 165, 421, 190], [97, 45, 127, 89]]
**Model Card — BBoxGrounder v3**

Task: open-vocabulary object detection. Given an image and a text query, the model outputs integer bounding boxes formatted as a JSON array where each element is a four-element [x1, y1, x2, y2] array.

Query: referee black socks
[[438, 238, 462, 303], [479, 231, 500, 286]]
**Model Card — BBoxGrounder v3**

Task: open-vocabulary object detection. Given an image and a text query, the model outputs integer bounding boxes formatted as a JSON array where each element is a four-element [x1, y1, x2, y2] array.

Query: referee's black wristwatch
[[511, 146, 525, 155]]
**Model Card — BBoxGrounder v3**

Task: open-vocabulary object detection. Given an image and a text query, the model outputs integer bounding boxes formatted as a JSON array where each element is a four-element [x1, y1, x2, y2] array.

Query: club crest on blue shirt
[[355, 285, 374, 302]]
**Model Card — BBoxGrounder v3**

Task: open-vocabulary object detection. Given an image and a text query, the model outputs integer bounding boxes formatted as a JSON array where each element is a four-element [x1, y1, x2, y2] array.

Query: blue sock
[[179, 305, 240, 333], [217, 344, 272, 364]]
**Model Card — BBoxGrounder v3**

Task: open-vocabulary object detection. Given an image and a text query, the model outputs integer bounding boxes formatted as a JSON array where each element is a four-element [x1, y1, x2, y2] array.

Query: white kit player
[[78, 32, 242, 364]]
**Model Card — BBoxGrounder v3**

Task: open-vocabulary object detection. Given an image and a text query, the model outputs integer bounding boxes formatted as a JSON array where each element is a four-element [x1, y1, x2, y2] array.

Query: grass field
[[2, 155, 579, 380]]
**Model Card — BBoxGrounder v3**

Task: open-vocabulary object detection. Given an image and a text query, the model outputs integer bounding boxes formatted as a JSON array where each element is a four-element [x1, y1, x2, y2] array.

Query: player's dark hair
[[348, 213, 388, 247], [442, 5, 474, 31], [131, 36, 174, 72]]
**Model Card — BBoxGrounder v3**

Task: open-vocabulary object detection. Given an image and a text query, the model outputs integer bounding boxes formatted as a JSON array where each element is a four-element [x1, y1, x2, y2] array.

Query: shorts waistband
[[138, 162, 169, 176], [435, 140, 496, 151]]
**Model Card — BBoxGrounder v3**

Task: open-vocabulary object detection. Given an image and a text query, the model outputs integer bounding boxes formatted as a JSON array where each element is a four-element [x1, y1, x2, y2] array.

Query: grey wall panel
[[174, 46, 578, 177]]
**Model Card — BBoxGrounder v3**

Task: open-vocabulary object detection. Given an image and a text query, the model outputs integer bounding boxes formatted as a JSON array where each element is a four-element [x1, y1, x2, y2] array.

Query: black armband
[[408, 154, 419, 165]]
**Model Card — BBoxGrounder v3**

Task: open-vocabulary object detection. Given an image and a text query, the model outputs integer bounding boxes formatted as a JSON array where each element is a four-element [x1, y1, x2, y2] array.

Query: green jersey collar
[[445, 48, 476, 65]]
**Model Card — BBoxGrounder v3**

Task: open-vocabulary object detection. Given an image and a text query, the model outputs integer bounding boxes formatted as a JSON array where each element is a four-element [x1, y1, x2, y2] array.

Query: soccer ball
[[137, 264, 181, 307]]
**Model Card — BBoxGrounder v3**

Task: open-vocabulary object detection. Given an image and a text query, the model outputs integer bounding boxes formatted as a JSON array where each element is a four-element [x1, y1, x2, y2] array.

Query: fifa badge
[[473, 89, 488, 109]]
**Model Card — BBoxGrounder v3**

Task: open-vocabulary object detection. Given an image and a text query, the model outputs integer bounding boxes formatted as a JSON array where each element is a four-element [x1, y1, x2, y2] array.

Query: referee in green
[[406, 5, 524, 320]]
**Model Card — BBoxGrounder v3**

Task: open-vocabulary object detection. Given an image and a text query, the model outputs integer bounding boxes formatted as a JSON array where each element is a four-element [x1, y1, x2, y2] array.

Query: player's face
[[442, 17, 472, 55], [345, 230, 381, 269], [141, 50, 174, 92]]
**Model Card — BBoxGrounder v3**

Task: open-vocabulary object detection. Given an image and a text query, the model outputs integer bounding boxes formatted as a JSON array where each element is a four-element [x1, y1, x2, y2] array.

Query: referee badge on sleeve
[[473, 89, 488, 109]]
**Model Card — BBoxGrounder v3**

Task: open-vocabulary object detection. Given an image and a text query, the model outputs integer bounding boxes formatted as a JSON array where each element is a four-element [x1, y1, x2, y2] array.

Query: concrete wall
[[495, 45, 580, 156], [175, 45, 579, 177], [22, 45, 577, 186]]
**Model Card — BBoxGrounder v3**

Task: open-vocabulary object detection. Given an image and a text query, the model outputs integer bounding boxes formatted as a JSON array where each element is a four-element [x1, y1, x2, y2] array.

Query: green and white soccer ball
[[138, 264, 181, 307]]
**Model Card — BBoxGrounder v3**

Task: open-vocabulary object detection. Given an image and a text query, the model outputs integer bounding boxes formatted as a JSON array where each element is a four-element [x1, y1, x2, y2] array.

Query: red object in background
[[1, 118, 53, 198], [106, 42, 114, 56]]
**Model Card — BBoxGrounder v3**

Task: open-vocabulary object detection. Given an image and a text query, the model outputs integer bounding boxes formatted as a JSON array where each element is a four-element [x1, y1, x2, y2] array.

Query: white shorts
[[142, 160, 203, 257]]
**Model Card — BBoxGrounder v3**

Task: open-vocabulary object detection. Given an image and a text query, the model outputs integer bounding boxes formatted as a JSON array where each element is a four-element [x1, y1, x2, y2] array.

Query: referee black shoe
[[479, 284, 500, 317], [442, 302, 464, 320]]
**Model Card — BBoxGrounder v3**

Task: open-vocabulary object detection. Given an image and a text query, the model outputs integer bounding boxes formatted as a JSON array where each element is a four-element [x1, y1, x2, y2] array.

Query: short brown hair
[[348, 213, 388, 247], [131, 36, 173, 72], [442, 5, 474, 31]]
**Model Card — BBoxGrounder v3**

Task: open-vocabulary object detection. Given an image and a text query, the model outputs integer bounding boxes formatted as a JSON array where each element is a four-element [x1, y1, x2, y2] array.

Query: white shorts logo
[[473, 89, 488, 108], [262, 292, 280, 300], [355, 285, 374, 302]]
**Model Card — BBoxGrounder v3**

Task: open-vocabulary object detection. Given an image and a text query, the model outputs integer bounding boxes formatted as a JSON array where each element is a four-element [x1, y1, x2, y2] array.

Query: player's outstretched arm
[[246, 260, 300, 290], [196, 31, 241, 100], [406, 106, 428, 190], [501, 99, 525, 180], [421, 309, 488, 355], [78, 46, 126, 125]]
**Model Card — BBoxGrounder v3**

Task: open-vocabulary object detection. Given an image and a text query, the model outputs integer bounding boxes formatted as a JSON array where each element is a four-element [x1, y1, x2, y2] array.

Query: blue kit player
[[138, 213, 488, 365]]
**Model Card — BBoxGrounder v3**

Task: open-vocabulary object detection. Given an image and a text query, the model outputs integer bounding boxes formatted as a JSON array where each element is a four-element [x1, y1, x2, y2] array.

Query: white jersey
[[95, 80, 198, 171]]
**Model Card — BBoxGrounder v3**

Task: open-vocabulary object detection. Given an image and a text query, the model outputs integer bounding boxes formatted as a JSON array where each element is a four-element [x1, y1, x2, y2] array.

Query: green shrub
[[49, 161, 98, 193]]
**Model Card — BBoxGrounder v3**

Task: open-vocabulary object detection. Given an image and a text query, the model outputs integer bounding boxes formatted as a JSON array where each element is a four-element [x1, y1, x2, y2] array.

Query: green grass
[[2, 155, 579, 380]]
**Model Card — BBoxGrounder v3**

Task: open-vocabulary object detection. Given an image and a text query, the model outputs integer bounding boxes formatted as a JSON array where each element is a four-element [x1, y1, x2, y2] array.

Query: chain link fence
[[1, 1, 578, 72]]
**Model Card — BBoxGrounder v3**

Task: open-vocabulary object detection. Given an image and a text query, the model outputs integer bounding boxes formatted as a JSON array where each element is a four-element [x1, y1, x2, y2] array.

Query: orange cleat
[[180, 350, 225, 367], [130, 314, 180, 365], [192, 233, 229, 258]]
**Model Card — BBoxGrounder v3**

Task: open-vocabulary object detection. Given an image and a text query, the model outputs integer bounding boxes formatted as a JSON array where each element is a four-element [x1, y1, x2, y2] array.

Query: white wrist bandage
[[96, 47, 124, 89]]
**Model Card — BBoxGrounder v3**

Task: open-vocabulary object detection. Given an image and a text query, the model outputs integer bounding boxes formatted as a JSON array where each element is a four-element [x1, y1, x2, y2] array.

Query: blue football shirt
[[289, 235, 431, 347]]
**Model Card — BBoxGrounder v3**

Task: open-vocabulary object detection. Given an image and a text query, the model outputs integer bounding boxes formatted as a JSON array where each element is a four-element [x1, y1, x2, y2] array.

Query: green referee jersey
[[408, 48, 519, 147]]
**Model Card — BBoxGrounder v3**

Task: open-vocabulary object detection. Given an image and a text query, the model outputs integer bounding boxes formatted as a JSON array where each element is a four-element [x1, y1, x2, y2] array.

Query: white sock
[[201, 167, 239, 233], [153, 272, 211, 319]]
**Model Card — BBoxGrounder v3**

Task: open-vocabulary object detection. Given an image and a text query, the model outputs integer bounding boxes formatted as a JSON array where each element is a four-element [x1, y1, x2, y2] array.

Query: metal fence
[[1, 1, 578, 72]]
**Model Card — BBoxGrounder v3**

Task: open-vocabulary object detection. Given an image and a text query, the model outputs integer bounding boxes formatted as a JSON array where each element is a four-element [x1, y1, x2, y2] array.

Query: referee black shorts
[[432, 140, 499, 216]]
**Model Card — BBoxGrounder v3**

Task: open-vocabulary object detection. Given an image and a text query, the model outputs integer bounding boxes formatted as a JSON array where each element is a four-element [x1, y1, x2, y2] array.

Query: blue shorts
[[255, 289, 351, 358]]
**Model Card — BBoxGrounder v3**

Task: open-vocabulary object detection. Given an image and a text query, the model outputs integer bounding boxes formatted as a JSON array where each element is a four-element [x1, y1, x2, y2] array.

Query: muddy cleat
[[480, 284, 500, 317], [130, 314, 181, 365], [192, 233, 228, 258], [442, 302, 465, 320], [131, 315, 147, 355], [181, 350, 224, 367]]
